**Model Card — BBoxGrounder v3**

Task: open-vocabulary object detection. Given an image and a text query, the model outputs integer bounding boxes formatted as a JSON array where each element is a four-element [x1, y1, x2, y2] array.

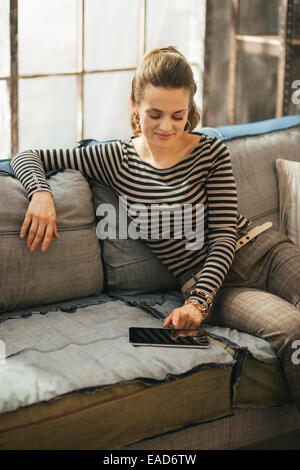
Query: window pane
[[84, 71, 134, 141], [85, 0, 139, 70], [19, 76, 77, 150], [146, 0, 205, 63], [18, 0, 79, 75], [191, 64, 203, 130], [0, 80, 10, 157], [0, 0, 10, 78]]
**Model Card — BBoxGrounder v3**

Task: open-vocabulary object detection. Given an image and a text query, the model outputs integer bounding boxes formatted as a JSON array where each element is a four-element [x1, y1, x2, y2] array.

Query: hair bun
[[145, 46, 184, 59]]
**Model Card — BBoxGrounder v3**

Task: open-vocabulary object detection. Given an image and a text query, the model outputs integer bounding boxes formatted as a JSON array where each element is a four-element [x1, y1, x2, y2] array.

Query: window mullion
[[139, 0, 147, 62], [10, 0, 18, 156], [77, 0, 84, 143]]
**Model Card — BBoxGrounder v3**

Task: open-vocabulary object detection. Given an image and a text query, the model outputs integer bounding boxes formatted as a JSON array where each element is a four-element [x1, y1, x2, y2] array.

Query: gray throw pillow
[[88, 178, 180, 295], [0, 169, 103, 313]]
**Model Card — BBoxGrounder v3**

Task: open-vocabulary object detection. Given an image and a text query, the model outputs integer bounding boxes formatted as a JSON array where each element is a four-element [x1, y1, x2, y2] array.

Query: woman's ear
[[130, 94, 138, 114]]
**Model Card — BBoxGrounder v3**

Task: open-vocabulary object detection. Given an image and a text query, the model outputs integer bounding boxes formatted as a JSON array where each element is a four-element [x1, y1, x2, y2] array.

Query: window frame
[[1, 0, 203, 156]]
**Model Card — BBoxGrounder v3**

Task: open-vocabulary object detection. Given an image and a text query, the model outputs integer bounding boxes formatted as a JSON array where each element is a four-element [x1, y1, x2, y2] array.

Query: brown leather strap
[[235, 221, 273, 252]]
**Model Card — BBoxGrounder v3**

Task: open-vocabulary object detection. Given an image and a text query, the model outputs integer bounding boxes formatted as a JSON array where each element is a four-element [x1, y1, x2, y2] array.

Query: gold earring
[[136, 113, 141, 128], [133, 112, 141, 132], [186, 119, 191, 131]]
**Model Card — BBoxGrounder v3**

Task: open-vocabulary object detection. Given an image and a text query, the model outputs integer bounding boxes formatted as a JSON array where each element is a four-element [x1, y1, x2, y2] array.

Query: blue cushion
[[78, 138, 117, 147], [201, 115, 300, 141], [0, 159, 15, 176], [0, 158, 60, 178]]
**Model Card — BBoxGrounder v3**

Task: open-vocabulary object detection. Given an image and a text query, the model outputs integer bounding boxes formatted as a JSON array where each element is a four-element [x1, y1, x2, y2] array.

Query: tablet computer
[[129, 327, 210, 349]]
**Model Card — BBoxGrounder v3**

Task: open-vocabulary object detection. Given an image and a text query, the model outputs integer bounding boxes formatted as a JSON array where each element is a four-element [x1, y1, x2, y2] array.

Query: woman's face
[[132, 84, 190, 148]]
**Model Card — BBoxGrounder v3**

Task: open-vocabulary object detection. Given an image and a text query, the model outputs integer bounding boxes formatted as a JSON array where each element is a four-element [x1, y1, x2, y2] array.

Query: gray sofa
[[0, 117, 300, 450]]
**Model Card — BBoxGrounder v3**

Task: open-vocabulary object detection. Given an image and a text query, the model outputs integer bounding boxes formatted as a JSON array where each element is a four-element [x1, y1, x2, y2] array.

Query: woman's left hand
[[162, 303, 205, 330]]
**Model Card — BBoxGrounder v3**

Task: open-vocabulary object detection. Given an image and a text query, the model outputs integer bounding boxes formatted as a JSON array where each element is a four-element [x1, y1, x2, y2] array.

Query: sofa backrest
[[226, 125, 300, 231], [78, 116, 300, 234], [79, 117, 300, 296]]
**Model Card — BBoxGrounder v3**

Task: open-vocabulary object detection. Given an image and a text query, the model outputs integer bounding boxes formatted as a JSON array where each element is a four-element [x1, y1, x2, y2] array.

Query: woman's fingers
[[20, 212, 33, 239], [29, 220, 47, 251], [53, 224, 60, 240], [184, 320, 195, 330], [41, 224, 55, 251], [26, 217, 39, 249], [162, 313, 174, 328], [163, 305, 203, 330], [171, 311, 180, 328], [163, 310, 182, 329]]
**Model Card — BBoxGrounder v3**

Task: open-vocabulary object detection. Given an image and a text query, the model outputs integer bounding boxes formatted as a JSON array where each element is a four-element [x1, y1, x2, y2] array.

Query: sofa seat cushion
[[0, 296, 235, 416], [0, 169, 103, 313], [0, 290, 292, 450]]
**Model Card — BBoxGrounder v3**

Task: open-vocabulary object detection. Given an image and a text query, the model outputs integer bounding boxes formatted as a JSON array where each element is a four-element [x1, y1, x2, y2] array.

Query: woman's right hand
[[20, 191, 60, 252]]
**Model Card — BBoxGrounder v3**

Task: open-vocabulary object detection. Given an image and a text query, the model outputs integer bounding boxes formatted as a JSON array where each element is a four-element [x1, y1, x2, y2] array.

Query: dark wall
[[202, 0, 300, 126]]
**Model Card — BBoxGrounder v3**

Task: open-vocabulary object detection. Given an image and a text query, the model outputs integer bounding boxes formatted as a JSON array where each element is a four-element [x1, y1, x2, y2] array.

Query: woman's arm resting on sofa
[[10, 142, 122, 201], [10, 142, 124, 251]]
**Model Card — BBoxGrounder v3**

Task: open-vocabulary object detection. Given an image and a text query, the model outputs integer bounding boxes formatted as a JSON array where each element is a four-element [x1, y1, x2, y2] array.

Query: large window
[[0, 0, 206, 158]]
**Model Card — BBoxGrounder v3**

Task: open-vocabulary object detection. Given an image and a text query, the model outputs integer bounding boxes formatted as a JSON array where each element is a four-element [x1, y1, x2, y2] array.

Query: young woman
[[11, 46, 300, 412]]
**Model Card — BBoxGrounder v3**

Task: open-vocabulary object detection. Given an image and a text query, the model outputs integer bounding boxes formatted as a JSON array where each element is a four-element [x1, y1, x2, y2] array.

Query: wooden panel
[[9, 0, 18, 156], [236, 34, 281, 56]]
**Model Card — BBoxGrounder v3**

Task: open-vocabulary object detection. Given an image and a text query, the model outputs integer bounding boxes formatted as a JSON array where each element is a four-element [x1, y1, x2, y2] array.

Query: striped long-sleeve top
[[10, 134, 251, 306]]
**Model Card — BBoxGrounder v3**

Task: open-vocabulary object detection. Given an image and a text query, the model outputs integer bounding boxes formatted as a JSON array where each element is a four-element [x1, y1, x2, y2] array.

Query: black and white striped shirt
[[11, 134, 251, 305]]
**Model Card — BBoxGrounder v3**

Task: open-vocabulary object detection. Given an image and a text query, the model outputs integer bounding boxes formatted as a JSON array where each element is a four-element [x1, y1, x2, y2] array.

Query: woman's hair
[[130, 46, 201, 137]]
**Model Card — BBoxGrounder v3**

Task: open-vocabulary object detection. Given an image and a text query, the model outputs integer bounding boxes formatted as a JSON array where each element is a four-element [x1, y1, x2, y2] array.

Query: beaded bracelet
[[190, 288, 216, 307], [184, 288, 217, 320], [184, 299, 209, 320]]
